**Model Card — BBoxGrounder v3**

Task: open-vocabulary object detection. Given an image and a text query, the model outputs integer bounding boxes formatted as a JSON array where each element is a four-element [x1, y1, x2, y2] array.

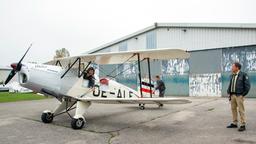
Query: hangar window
[[119, 42, 127, 51], [146, 31, 157, 49]]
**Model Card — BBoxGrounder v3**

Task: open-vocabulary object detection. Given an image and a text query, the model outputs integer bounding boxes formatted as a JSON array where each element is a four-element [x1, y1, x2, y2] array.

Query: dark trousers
[[159, 90, 165, 97]]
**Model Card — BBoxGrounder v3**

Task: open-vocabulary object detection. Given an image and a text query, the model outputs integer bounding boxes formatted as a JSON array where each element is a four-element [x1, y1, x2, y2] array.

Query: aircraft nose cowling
[[19, 72, 28, 84]]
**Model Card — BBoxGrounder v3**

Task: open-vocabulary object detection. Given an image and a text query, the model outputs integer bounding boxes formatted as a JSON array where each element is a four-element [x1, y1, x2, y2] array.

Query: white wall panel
[[94, 27, 256, 53], [157, 28, 256, 50], [127, 33, 147, 51], [189, 73, 222, 97]]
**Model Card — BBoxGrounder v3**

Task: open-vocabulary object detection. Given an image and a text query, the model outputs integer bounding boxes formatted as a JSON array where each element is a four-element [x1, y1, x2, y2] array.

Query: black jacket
[[156, 80, 166, 91], [83, 73, 95, 88], [227, 71, 251, 96]]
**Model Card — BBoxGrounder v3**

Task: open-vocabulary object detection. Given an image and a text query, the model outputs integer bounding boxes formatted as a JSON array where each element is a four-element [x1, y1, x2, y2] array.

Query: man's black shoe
[[227, 123, 238, 128], [238, 126, 246, 132]]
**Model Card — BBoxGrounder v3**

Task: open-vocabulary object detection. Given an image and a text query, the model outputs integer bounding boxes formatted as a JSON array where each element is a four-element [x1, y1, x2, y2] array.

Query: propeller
[[4, 43, 33, 85]]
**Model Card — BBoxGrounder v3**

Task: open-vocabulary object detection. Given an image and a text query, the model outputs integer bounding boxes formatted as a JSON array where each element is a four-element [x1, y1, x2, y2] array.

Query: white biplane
[[4, 44, 191, 129]]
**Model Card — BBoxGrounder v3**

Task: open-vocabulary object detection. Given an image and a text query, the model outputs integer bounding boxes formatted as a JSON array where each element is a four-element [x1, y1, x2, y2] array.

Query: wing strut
[[146, 58, 153, 98], [79, 61, 92, 77], [106, 54, 136, 78], [55, 60, 62, 67], [60, 57, 92, 79], [137, 53, 143, 98]]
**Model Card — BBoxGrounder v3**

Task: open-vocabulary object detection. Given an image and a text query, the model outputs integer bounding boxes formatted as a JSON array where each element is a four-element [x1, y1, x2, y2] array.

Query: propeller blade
[[4, 43, 33, 85], [4, 70, 17, 85], [17, 43, 33, 65]]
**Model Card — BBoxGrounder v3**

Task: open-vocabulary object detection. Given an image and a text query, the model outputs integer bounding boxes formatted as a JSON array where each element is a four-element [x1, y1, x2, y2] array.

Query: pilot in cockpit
[[83, 67, 95, 88]]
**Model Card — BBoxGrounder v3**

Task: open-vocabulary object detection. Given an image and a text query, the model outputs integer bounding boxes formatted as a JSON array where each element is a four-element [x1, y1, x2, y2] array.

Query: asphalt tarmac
[[0, 97, 256, 144]]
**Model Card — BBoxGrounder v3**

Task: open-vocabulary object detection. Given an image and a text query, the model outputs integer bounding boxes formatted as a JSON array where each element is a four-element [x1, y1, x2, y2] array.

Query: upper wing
[[77, 97, 191, 104], [47, 48, 190, 65]]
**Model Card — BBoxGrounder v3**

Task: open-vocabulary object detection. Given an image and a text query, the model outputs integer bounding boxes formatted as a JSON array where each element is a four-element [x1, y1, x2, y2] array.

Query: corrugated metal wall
[[94, 27, 256, 53], [161, 59, 189, 96], [188, 49, 222, 97], [146, 30, 157, 49], [118, 42, 128, 51], [189, 49, 222, 74], [157, 28, 256, 50]]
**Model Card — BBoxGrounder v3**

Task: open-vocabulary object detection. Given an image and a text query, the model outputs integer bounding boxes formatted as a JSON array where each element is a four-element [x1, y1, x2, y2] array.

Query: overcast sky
[[0, 0, 255, 66]]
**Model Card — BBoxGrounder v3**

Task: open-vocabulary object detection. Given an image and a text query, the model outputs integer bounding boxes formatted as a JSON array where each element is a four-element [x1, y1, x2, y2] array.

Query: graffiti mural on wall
[[115, 63, 137, 90], [222, 45, 256, 72], [245, 51, 256, 71], [162, 59, 189, 75], [97, 63, 136, 78], [189, 73, 222, 96], [117, 63, 137, 76]]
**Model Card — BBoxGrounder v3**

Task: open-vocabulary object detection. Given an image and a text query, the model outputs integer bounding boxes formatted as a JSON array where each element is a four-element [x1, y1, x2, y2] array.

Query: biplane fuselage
[[19, 63, 140, 100]]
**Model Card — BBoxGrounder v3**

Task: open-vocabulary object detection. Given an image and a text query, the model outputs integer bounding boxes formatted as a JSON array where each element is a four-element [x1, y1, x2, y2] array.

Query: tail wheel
[[71, 118, 85, 129], [158, 103, 164, 108], [41, 112, 54, 123], [139, 104, 145, 110]]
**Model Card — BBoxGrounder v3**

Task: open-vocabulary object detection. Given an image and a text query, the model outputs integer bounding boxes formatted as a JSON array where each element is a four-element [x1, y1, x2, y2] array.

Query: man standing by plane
[[155, 75, 166, 97], [226, 62, 250, 132]]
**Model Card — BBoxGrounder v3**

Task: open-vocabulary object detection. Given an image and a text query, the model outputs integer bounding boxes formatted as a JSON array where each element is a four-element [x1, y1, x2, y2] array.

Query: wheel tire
[[159, 104, 164, 108], [41, 112, 54, 123], [139, 105, 145, 110], [71, 118, 85, 129]]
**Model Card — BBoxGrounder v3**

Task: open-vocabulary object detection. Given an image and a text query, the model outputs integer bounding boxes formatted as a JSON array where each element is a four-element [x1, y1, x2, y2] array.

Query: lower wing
[[77, 97, 191, 104]]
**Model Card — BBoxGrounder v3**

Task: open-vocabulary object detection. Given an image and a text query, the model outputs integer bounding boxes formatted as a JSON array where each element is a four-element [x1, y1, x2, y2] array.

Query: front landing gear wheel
[[139, 104, 145, 110], [41, 112, 54, 123], [71, 118, 85, 129]]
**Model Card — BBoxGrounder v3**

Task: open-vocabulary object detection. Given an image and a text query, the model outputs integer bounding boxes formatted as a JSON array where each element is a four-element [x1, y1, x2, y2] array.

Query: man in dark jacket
[[226, 62, 250, 132], [155, 75, 166, 97]]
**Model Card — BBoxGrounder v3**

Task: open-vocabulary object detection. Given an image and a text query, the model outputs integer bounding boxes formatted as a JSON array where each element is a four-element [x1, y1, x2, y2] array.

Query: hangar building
[[86, 23, 256, 97], [0, 67, 11, 84]]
